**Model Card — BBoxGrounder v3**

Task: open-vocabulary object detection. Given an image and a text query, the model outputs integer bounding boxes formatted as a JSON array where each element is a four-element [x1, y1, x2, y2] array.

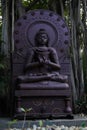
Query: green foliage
[[22, 0, 49, 9], [81, 122, 86, 128], [39, 120, 43, 127], [82, 52, 87, 92], [0, 55, 9, 95], [7, 119, 18, 129], [20, 107, 32, 129], [0, 0, 2, 15], [75, 95, 87, 114], [22, 0, 31, 7], [0, 17, 10, 97], [0, 17, 2, 51], [20, 107, 32, 113]]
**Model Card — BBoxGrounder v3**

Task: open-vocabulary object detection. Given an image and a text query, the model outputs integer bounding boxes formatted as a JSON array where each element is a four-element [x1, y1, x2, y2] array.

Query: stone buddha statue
[[17, 29, 68, 83]]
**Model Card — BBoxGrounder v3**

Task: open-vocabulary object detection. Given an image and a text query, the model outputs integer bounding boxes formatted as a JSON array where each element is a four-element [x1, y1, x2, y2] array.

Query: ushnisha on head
[[35, 29, 49, 47]]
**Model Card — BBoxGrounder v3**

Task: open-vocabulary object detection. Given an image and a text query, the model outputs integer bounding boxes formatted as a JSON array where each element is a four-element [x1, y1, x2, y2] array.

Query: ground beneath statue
[[0, 114, 87, 130]]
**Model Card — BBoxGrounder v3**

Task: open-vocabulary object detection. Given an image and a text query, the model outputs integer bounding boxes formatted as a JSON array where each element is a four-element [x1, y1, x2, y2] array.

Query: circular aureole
[[14, 9, 70, 49]]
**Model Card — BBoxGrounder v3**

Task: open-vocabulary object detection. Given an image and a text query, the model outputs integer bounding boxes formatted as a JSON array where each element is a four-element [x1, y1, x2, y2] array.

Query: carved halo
[[14, 9, 70, 50]]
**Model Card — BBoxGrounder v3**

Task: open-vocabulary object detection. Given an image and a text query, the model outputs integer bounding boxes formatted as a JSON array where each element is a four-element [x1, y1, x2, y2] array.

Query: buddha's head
[[35, 29, 49, 47]]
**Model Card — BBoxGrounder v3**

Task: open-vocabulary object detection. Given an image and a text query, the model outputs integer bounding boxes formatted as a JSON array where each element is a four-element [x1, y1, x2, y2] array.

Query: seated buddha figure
[[17, 29, 68, 83]]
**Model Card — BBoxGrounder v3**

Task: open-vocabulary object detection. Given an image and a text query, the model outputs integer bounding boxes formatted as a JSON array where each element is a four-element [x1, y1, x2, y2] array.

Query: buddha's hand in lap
[[39, 59, 50, 65]]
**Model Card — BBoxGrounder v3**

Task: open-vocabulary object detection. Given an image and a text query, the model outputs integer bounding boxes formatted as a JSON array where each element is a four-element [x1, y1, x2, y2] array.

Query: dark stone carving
[[17, 29, 68, 84], [12, 9, 73, 119]]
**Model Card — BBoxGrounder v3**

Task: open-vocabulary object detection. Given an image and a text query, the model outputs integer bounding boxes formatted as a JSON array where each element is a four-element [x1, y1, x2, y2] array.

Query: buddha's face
[[35, 30, 49, 46], [38, 33, 48, 45]]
